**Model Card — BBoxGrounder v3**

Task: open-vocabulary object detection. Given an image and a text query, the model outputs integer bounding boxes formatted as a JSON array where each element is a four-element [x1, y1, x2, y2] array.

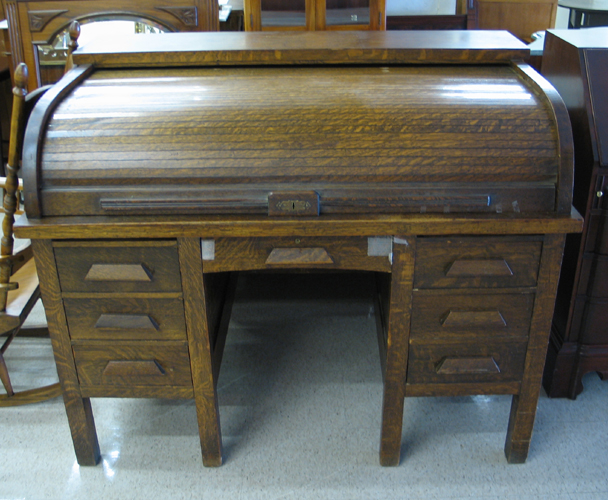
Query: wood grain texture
[[73, 343, 192, 387], [72, 31, 529, 68], [205, 237, 392, 273], [64, 297, 186, 341], [26, 63, 567, 218], [414, 236, 542, 289], [30, 239, 100, 465], [407, 341, 527, 384], [177, 237, 223, 467], [410, 290, 534, 342], [504, 233, 566, 463], [379, 236, 415, 466], [14, 212, 584, 241], [54, 243, 181, 293]]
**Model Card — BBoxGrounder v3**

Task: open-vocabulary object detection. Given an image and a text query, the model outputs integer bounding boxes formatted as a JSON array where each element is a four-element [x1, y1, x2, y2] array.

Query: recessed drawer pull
[[445, 259, 513, 277], [85, 263, 153, 282], [94, 314, 159, 330], [102, 360, 166, 378], [441, 310, 507, 328], [265, 247, 334, 265], [435, 356, 501, 374]]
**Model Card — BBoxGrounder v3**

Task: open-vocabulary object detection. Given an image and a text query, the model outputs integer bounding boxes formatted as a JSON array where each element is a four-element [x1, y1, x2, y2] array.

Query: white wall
[[386, 0, 457, 16]]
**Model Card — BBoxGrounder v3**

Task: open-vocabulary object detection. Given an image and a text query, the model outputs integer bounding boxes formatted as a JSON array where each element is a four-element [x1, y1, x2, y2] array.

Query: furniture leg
[[31, 239, 100, 465], [504, 234, 565, 463], [178, 237, 223, 467], [379, 237, 415, 466]]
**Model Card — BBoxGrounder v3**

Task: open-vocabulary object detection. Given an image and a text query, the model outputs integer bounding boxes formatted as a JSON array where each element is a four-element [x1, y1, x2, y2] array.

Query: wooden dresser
[[14, 31, 582, 467], [541, 28, 608, 398]]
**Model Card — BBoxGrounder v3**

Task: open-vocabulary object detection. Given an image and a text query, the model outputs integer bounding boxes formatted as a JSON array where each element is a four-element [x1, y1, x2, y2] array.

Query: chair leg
[[0, 350, 14, 396]]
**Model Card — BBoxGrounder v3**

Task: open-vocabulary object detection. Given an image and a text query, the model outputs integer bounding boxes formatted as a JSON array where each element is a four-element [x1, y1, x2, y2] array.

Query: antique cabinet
[[1, 0, 219, 90], [542, 28, 608, 398], [14, 31, 582, 467], [243, 0, 385, 31]]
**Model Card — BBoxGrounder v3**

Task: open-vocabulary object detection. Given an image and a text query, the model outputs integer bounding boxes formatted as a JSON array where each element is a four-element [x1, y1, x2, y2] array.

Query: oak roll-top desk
[[14, 31, 582, 467]]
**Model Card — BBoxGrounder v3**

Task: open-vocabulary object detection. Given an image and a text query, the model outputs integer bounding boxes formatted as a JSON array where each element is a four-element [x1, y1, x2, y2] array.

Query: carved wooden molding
[[156, 6, 198, 26], [29, 10, 68, 32]]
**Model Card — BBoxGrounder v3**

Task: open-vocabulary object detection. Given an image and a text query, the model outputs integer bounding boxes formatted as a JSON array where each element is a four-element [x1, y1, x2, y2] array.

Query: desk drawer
[[407, 341, 528, 385], [203, 237, 392, 273], [410, 291, 534, 343], [414, 236, 542, 289], [65, 298, 186, 341], [73, 342, 192, 387], [54, 241, 181, 293]]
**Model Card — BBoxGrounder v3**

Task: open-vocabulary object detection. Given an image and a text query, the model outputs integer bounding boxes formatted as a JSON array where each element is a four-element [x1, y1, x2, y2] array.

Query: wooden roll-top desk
[[14, 31, 582, 467]]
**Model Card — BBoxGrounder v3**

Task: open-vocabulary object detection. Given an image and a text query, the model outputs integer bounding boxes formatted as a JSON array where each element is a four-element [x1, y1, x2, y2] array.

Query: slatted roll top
[[21, 32, 573, 218]]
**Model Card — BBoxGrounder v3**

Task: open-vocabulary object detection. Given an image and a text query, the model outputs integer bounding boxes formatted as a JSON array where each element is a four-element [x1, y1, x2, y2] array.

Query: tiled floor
[[2, 272, 607, 500]]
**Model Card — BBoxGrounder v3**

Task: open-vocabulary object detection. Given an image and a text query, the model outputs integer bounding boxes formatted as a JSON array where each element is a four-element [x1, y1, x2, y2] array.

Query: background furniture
[[15, 31, 581, 467], [1, 0, 219, 90], [558, 0, 608, 27], [476, 0, 558, 41], [387, 0, 478, 30], [0, 62, 60, 406], [541, 28, 608, 398], [244, 0, 385, 30]]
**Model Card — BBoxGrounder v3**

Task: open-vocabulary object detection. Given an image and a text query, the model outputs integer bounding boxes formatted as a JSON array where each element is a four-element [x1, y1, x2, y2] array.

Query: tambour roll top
[[21, 31, 573, 218]]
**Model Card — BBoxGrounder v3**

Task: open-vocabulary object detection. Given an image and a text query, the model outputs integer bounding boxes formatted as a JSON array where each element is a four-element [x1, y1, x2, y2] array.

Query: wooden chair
[[387, 0, 478, 31], [0, 63, 61, 406]]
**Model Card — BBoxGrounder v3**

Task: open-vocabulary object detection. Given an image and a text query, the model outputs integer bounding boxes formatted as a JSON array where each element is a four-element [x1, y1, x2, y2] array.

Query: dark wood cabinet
[[542, 28, 608, 398]]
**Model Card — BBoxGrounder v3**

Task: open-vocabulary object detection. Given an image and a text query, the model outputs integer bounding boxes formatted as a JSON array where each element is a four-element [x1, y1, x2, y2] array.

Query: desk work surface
[[15, 31, 581, 469]]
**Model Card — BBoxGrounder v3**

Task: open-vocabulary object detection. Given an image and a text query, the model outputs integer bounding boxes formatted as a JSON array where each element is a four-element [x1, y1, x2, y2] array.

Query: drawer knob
[[435, 356, 501, 374], [85, 263, 153, 282], [265, 247, 334, 265], [446, 258, 513, 277], [441, 310, 507, 328], [94, 314, 159, 330], [102, 359, 166, 378]]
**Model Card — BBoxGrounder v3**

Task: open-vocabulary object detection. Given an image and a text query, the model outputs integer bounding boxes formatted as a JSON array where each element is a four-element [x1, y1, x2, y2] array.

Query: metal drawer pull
[[94, 314, 159, 330], [435, 356, 501, 374], [85, 263, 153, 282], [265, 247, 334, 265], [445, 258, 513, 277], [441, 310, 507, 328], [102, 360, 166, 378]]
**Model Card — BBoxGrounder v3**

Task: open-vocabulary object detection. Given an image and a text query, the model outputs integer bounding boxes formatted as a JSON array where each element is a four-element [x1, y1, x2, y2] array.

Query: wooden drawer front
[[73, 343, 192, 387], [203, 237, 392, 273], [407, 341, 528, 385], [410, 291, 534, 343], [64, 298, 186, 341], [54, 241, 181, 293], [414, 237, 542, 289]]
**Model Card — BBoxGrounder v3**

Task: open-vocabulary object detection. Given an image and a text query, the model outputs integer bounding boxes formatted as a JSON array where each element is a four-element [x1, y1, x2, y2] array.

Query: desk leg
[[178, 238, 223, 467], [379, 236, 415, 466], [32, 239, 101, 465], [504, 234, 565, 463]]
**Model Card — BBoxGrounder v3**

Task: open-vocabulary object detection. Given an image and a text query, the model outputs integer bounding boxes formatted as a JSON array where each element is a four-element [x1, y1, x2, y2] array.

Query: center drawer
[[203, 237, 393, 273]]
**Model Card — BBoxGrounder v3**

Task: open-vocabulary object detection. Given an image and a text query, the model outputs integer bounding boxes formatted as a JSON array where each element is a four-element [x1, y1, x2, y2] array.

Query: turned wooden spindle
[[0, 63, 28, 311], [64, 20, 81, 75]]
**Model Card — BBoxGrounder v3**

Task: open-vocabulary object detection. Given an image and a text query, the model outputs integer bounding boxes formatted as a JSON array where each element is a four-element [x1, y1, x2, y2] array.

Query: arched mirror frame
[[2, 0, 219, 91]]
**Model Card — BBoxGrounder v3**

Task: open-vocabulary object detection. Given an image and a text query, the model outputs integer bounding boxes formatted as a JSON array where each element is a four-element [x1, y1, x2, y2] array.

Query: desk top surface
[[73, 30, 529, 68]]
